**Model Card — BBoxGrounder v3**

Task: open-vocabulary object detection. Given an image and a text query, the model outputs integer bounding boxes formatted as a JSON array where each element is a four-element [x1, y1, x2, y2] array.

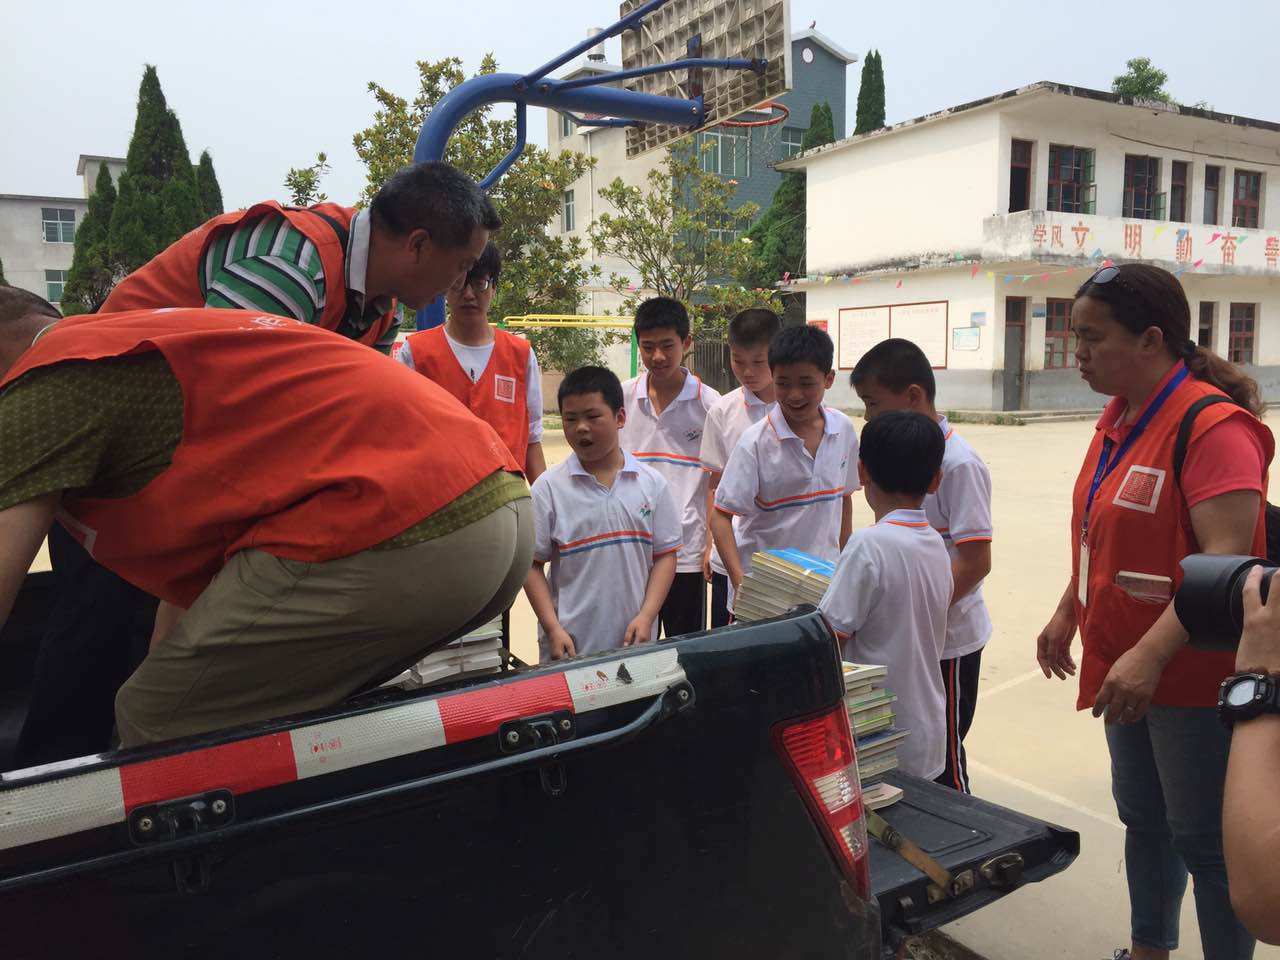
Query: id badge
[[1077, 540, 1090, 608]]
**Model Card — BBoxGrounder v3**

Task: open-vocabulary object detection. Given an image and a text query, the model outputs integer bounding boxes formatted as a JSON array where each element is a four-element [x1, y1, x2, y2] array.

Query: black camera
[[1175, 554, 1276, 649]]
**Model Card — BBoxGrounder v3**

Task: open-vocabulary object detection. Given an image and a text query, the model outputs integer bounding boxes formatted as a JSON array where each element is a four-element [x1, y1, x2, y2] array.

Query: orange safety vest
[[99, 201, 397, 349], [1070, 370, 1275, 709], [1, 308, 519, 608], [406, 326, 533, 470]]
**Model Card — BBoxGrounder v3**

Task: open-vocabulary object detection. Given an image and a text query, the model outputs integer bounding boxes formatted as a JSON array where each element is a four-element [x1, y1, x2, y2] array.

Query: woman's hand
[[1238, 565, 1280, 674], [1036, 584, 1078, 680], [1092, 644, 1163, 723]]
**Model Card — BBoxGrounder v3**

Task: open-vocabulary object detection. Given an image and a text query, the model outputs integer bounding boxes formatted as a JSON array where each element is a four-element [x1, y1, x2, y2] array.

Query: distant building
[[0, 155, 124, 307], [781, 82, 1280, 411]]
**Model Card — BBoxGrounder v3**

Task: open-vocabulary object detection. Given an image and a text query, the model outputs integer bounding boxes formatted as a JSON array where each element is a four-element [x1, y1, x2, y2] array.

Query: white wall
[[0, 197, 84, 302]]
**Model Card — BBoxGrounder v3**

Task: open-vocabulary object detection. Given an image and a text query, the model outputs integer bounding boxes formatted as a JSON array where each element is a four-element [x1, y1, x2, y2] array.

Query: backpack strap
[[1172, 395, 1238, 487]]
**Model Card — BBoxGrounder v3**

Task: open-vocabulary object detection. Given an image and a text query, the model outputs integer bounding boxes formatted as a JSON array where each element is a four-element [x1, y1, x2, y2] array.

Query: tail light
[[775, 705, 871, 901]]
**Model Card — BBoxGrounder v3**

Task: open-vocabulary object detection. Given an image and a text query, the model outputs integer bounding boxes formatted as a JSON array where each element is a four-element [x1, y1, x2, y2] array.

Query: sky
[[2, 0, 1274, 209]]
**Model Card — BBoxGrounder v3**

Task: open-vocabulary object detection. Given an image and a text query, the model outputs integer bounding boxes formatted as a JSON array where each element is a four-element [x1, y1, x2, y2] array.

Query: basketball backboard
[[619, 0, 792, 158]]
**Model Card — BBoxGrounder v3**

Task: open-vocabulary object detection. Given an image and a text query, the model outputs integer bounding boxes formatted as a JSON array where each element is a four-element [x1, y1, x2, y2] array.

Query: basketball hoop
[[720, 101, 790, 128]]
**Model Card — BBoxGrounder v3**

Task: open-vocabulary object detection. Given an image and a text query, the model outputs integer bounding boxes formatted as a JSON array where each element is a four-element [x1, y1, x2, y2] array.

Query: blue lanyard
[[1082, 365, 1189, 540]]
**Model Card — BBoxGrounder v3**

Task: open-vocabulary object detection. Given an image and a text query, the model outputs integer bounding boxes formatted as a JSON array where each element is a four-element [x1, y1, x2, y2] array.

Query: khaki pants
[[115, 497, 533, 747]]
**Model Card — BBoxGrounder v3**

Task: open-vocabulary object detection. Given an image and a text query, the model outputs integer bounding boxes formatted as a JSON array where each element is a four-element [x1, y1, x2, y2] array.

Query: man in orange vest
[[396, 243, 547, 481], [0, 287, 532, 748]]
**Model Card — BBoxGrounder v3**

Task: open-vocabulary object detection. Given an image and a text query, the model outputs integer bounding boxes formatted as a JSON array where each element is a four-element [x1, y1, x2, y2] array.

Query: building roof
[[75, 154, 125, 175], [0, 193, 88, 205], [778, 80, 1280, 170], [792, 29, 857, 65]]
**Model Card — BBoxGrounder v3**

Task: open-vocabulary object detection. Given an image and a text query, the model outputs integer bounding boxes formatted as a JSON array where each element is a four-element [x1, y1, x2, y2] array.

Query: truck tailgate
[[869, 772, 1079, 946]]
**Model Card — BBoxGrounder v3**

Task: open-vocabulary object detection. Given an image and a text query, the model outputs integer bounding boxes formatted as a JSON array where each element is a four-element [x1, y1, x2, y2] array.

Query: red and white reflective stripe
[[0, 648, 684, 851]]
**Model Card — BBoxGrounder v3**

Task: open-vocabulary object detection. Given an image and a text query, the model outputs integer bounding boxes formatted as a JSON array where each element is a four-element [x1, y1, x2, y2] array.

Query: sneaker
[[1108, 952, 1131, 960]]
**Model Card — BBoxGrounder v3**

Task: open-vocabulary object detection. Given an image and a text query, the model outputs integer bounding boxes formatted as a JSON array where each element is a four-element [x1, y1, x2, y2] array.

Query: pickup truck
[[0, 572, 1077, 958]]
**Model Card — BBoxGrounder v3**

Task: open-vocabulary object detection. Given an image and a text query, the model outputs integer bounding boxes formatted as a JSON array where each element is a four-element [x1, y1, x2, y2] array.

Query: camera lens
[[1175, 554, 1276, 649]]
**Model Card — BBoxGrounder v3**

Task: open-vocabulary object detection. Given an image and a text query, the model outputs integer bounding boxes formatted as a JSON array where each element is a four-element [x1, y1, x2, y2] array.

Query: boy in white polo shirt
[[711, 324, 859, 603], [819, 411, 953, 781], [851, 338, 993, 793], [621, 297, 721, 638], [525, 366, 681, 662]]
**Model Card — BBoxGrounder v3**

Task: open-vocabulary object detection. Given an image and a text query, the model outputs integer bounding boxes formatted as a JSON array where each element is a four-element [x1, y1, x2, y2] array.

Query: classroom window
[[781, 127, 804, 159], [708, 227, 739, 244], [1204, 165, 1222, 225], [1198, 302, 1216, 348], [1229, 303, 1256, 365], [1044, 298, 1077, 369], [1233, 170, 1262, 229], [1047, 145, 1095, 214], [559, 113, 575, 138], [561, 190, 575, 232], [1008, 139, 1032, 213], [1122, 155, 1162, 220], [1170, 161, 1189, 222], [41, 207, 75, 243], [45, 269, 68, 303], [698, 129, 750, 178]]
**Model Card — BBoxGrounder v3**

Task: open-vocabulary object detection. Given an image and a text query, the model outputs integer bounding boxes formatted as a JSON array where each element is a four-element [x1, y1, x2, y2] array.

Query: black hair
[[768, 323, 834, 373], [728, 308, 783, 349], [634, 297, 690, 340], [0, 286, 60, 329], [370, 161, 501, 249], [859, 411, 945, 498], [849, 338, 937, 403], [465, 242, 501, 287], [558, 365, 624, 413]]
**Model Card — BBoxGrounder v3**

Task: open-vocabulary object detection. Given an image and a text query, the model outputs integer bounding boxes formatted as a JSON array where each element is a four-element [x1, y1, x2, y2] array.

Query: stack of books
[[733, 549, 835, 622], [843, 662, 908, 810], [384, 617, 506, 690]]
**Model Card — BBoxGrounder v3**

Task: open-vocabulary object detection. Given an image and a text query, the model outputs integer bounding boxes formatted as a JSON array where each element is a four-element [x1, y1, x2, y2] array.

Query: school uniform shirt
[[714, 404, 860, 577], [819, 509, 953, 780], [531, 451, 682, 661], [620, 370, 721, 573], [925, 416, 994, 660], [699, 385, 771, 577]]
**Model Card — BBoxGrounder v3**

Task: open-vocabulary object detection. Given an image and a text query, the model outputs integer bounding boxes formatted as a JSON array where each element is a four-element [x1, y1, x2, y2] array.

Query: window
[[41, 207, 75, 243], [561, 190, 575, 232], [1170, 161, 1189, 222], [1233, 170, 1262, 229], [1198, 302, 1216, 348], [1229, 303, 1256, 364], [708, 227, 739, 244], [781, 127, 804, 159], [1044, 298, 1077, 369], [1047, 145, 1095, 214], [1123, 155, 1162, 220], [559, 113, 575, 138], [1204, 165, 1222, 225], [1009, 139, 1032, 213], [45, 269, 68, 304], [698, 129, 749, 178]]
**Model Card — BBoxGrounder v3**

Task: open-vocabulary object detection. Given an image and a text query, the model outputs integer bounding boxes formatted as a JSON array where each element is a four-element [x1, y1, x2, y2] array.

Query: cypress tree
[[0, 258, 6, 286], [61, 162, 119, 315], [108, 66, 205, 274], [196, 150, 224, 217], [855, 50, 887, 135]]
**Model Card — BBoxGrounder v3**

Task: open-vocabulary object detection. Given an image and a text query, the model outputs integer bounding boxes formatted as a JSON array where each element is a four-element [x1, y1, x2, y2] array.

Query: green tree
[[0, 258, 6, 286], [855, 50, 886, 135], [108, 66, 205, 275], [744, 101, 835, 288], [195, 150, 224, 217], [61, 162, 119, 315], [589, 142, 760, 341], [352, 56, 600, 369], [284, 152, 331, 206], [1112, 57, 1172, 103]]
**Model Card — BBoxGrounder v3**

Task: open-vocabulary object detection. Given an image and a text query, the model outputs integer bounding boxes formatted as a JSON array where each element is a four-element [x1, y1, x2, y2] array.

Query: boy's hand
[[623, 613, 655, 647], [549, 627, 577, 660], [702, 549, 713, 583]]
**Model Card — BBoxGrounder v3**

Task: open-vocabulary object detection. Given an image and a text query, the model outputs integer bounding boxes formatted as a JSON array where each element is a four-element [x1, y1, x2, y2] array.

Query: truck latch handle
[[979, 852, 1025, 890]]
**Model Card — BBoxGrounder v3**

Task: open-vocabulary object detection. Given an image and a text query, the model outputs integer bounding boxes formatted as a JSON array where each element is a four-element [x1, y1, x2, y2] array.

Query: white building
[[0, 155, 124, 308], [780, 82, 1280, 411]]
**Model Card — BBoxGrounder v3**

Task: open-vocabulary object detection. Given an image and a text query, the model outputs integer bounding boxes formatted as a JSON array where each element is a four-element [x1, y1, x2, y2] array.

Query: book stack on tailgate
[[843, 662, 907, 811], [383, 617, 506, 690], [732, 549, 835, 622]]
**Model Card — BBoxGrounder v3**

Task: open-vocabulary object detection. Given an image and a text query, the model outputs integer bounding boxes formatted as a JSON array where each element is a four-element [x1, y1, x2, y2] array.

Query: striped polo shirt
[[198, 208, 398, 353]]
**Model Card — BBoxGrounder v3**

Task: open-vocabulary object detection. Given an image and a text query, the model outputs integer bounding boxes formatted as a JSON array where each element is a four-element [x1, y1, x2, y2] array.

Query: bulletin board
[[836, 301, 949, 370], [836, 306, 890, 370]]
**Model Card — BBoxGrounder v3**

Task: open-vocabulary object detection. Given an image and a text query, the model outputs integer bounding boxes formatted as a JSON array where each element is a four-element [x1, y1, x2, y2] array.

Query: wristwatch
[[1218, 672, 1280, 728]]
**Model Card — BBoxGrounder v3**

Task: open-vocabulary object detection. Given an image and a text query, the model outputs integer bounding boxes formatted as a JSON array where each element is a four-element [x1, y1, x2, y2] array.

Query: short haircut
[[558, 365, 624, 413], [0, 286, 60, 330], [466, 242, 501, 287], [728, 308, 782, 349], [370, 161, 501, 249], [859, 411, 945, 497], [769, 323, 834, 373], [850, 338, 937, 403], [634, 297, 689, 340]]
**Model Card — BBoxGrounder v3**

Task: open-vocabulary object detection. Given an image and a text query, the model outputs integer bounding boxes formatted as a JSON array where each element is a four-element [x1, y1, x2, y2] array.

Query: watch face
[[1226, 678, 1259, 707]]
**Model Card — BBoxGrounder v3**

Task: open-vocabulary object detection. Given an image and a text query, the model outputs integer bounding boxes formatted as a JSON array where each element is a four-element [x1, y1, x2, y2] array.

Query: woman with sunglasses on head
[[1036, 263, 1273, 960], [397, 242, 547, 482]]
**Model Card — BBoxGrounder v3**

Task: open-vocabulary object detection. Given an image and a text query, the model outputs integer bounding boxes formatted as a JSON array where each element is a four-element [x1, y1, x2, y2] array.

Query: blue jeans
[[1105, 704, 1254, 958]]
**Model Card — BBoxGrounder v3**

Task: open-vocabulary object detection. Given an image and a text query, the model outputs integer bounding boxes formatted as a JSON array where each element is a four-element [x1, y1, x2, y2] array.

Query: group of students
[[524, 295, 993, 793]]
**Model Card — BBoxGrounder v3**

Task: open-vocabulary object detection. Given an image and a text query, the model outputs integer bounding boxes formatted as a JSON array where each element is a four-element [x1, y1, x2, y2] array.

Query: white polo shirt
[[620, 369, 721, 573], [699, 386, 771, 576], [531, 451, 682, 661], [925, 417, 994, 659], [714, 404, 860, 576], [818, 508, 952, 780]]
